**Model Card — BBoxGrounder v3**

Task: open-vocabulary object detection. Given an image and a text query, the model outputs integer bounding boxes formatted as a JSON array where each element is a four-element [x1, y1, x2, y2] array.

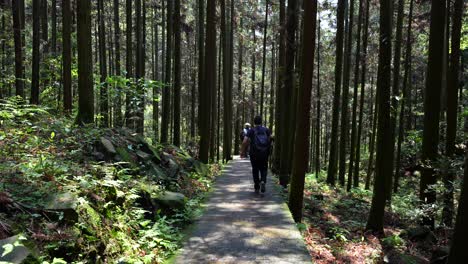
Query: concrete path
[[175, 157, 311, 264]]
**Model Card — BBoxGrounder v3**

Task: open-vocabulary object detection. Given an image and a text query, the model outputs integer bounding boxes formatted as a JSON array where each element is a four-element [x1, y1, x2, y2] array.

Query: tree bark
[[340, 0, 355, 188], [366, 0, 392, 233], [394, 0, 413, 193], [98, 0, 108, 127], [447, 151, 468, 262], [76, 0, 94, 125], [12, 0, 24, 98], [442, 0, 463, 227], [114, 0, 122, 126], [31, 0, 40, 104], [199, 0, 216, 163], [289, 0, 317, 223], [259, 0, 269, 118], [161, 0, 173, 143], [326, 0, 346, 186], [353, 0, 371, 187], [420, 0, 446, 229], [348, 0, 364, 190], [173, 0, 181, 146], [63, 0, 72, 112], [125, 0, 133, 128]]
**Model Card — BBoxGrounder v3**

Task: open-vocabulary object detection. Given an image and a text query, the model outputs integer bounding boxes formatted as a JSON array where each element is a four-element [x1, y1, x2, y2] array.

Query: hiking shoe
[[260, 181, 266, 193]]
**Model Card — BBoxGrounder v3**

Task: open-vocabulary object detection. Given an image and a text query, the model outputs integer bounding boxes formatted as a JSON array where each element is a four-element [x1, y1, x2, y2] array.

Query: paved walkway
[[175, 157, 311, 263]]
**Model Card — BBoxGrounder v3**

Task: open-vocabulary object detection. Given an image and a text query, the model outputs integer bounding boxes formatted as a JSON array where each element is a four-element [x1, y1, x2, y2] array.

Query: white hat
[[244, 123, 251, 127]]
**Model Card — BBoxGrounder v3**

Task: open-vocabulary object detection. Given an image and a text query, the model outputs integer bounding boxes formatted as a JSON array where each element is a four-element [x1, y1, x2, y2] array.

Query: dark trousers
[[250, 157, 268, 190]]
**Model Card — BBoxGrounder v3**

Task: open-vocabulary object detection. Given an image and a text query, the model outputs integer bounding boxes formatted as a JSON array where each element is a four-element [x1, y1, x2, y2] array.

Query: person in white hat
[[240, 123, 251, 158]]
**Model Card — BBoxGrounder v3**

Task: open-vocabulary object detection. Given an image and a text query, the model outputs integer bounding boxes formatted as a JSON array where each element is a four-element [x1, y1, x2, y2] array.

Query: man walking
[[241, 116, 271, 194]]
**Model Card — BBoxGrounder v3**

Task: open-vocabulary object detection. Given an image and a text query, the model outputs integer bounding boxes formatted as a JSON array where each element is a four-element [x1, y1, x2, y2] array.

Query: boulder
[[0, 235, 32, 263], [100, 137, 116, 155], [44, 192, 79, 224], [431, 246, 449, 264], [163, 152, 180, 178], [136, 150, 152, 161], [153, 191, 186, 210], [403, 226, 437, 244]]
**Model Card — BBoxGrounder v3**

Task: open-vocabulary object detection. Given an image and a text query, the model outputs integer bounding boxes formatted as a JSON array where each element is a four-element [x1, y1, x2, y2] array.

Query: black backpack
[[251, 127, 270, 158]]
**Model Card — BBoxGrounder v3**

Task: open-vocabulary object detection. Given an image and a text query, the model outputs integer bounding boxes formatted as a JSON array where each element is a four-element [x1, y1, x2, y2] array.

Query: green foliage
[[328, 227, 350, 242], [382, 234, 405, 248]]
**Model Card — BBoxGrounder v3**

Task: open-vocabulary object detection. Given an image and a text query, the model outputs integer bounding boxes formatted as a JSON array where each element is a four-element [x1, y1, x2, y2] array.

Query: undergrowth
[[0, 97, 219, 263]]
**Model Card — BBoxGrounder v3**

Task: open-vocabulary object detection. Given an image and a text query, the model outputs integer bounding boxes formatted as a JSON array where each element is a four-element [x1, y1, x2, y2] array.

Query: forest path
[[175, 156, 311, 263]]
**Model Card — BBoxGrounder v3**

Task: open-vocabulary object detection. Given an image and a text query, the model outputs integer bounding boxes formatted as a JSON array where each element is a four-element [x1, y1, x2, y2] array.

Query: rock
[[92, 151, 105, 161], [135, 136, 161, 162], [163, 152, 180, 178], [185, 158, 208, 175], [100, 137, 116, 155], [153, 191, 186, 210], [44, 193, 79, 224], [431, 246, 449, 264], [136, 150, 152, 161], [404, 226, 437, 244], [0, 235, 32, 263], [148, 163, 167, 181]]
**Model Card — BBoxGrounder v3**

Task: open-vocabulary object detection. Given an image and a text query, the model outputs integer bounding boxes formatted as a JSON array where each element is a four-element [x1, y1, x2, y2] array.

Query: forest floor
[[299, 173, 453, 264], [174, 157, 311, 263]]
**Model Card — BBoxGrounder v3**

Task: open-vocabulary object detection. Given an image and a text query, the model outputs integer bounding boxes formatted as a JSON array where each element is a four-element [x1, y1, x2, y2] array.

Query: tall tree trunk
[[234, 19, 244, 156], [199, 0, 216, 163], [269, 41, 275, 131], [229, 0, 234, 159], [197, 0, 205, 137], [279, 0, 298, 187], [259, 0, 269, 118], [98, 0, 108, 127], [366, 76, 377, 190], [273, 0, 286, 175], [348, 0, 364, 190], [76, 0, 94, 125], [340, 0, 355, 188], [0, 5, 5, 98], [63, 0, 72, 112], [161, 0, 173, 143], [315, 17, 321, 178], [40, 0, 48, 53], [447, 151, 468, 262], [420, 0, 446, 229], [366, 0, 392, 233], [135, 0, 145, 134], [289, 0, 317, 223], [394, 0, 413, 193], [326, 0, 346, 185], [353, 0, 371, 187], [250, 27, 256, 122], [388, 0, 405, 200], [31, 0, 40, 104], [173, 0, 181, 146], [125, 0, 133, 128], [51, 0, 57, 54], [114, 0, 122, 126], [442, 0, 463, 227], [12, 0, 24, 98], [153, 8, 160, 140]]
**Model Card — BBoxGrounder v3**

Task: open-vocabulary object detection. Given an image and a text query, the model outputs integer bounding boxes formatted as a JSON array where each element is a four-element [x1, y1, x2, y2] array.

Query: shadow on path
[[175, 157, 311, 263]]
